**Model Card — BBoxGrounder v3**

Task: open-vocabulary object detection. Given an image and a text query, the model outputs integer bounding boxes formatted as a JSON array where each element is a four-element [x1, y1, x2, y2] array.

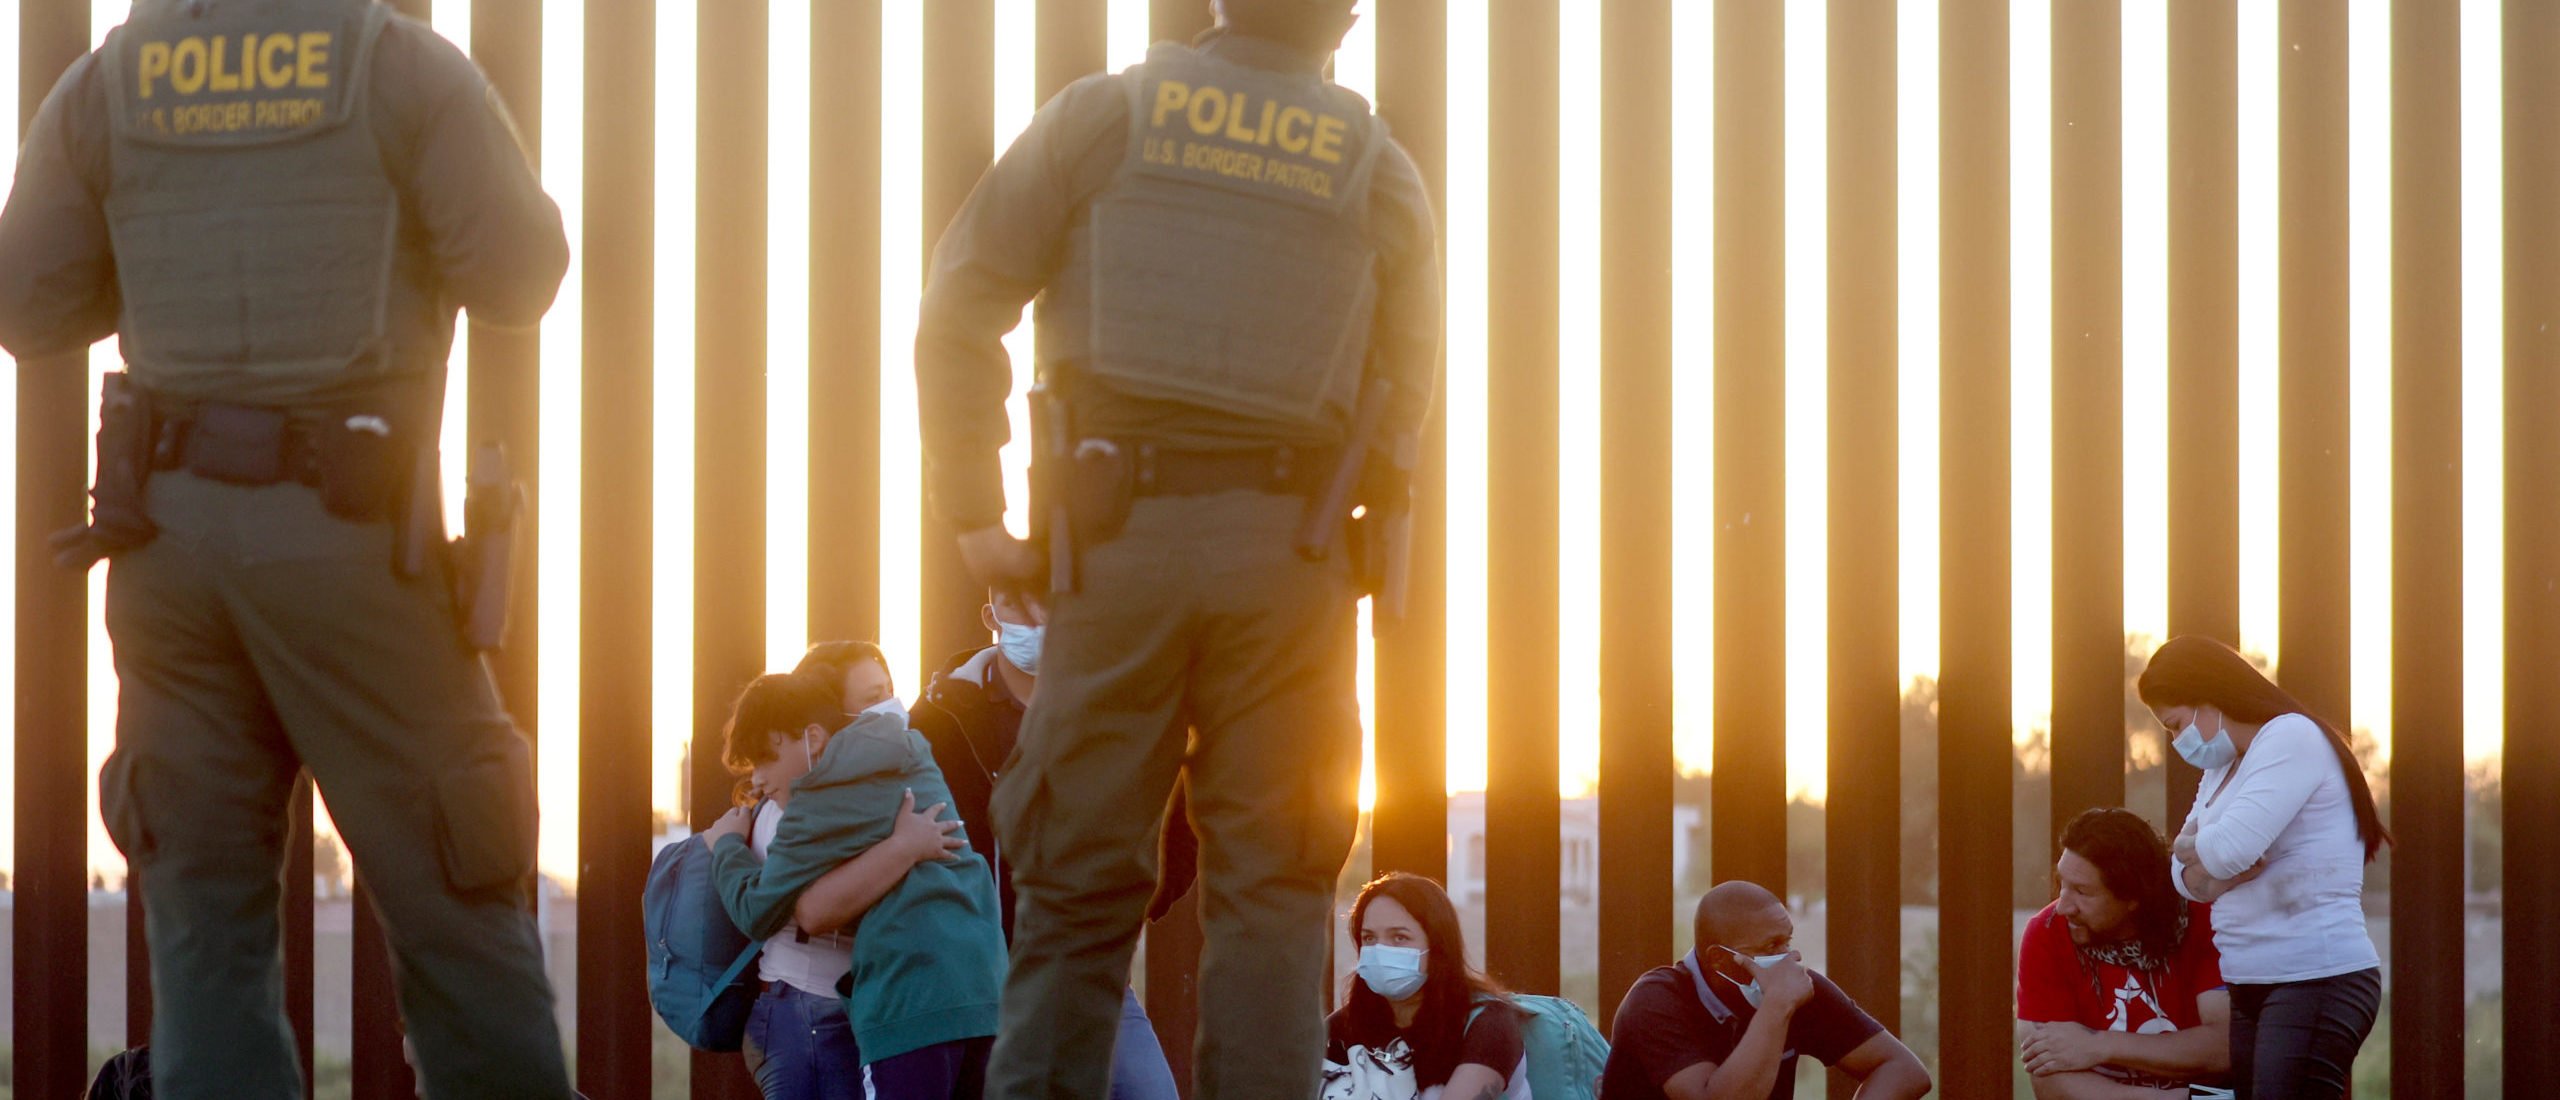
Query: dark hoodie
[[909, 645, 1199, 940]]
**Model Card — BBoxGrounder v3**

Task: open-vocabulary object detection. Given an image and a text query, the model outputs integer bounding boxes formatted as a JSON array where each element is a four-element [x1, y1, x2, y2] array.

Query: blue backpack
[[644, 832, 764, 1051], [1471, 994, 1610, 1100]]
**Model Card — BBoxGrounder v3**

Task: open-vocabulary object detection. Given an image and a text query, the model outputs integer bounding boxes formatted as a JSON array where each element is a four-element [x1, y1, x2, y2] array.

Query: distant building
[[1443, 793, 1704, 911]]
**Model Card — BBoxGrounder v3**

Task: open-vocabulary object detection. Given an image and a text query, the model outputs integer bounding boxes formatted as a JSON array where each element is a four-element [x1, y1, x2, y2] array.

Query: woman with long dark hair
[[1324, 873, 1528, 1099], [2138, 635, 2389, 1100]]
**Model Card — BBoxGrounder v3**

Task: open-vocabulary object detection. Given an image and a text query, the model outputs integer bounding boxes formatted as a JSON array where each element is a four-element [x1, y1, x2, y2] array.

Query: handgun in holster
[[452, 442, 524, 651], [1294, 376, 1412, 635], [49, 372, 161, 571], [1029, 375, 1078, 596]]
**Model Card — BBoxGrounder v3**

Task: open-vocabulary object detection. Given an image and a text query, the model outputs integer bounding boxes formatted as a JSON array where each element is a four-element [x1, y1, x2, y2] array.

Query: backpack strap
[[689, 941, 765, 1031], [1466, 992, 1509, 1029]]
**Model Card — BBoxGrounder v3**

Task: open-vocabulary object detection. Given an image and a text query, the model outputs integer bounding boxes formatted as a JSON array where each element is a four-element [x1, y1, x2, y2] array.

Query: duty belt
[[1125, 442, 1335, 498], [149, 405, 328, 488]]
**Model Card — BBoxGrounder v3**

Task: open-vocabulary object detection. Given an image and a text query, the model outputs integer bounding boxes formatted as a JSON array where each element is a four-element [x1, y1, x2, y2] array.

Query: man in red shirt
[[2017, 808, 2233, 1099]]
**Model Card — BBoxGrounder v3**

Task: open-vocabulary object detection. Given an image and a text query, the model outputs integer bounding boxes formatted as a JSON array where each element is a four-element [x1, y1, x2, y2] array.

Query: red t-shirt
[[2016, 900, 2225, 1085]]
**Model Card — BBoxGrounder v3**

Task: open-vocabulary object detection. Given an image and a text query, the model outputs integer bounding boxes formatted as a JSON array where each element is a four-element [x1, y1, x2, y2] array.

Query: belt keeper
[[1137, 444, 1159, 493]]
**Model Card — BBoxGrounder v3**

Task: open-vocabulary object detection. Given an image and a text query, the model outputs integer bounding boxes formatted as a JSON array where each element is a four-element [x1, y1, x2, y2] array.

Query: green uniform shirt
[[914, 29, 1441, 531], [0, 9, 565, 384]]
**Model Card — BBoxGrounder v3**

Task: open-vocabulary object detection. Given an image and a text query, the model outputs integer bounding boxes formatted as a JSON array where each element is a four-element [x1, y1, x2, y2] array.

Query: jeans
[[743, 983, 865, 1100], [862, 1036, 994, 1100], [2229, 968, 2382, 1100], [1110, 986, 1179, 1100]]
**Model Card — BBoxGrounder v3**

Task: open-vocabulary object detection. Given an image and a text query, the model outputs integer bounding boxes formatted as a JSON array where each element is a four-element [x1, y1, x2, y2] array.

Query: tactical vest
[[98, 0, 399, 404], [1068, 43, 1387, 433]]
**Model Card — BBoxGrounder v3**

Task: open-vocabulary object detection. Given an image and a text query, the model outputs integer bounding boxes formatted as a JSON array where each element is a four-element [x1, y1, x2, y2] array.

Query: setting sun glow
[[1, 0, 2516, 893]]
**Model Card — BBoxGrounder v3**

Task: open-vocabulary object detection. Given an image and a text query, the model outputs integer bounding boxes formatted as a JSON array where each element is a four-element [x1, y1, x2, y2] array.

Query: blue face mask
[[1357, 944, 1429, 1000], [1714, 945, 1792, 1009], [2173, 715, 2237, 770], [996, 620, 1045, 676]]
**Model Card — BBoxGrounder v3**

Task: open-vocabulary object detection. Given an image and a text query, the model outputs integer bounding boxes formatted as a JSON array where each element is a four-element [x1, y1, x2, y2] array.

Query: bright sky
[[0, 0, 2513, 885]]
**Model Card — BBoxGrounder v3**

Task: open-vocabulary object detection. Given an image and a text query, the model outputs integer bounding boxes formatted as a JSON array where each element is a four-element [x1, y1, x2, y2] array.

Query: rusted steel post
[[580, 0, 658, 1094], [2506, 0, 2560, 1082], [1937, 0, 2014, 1091], [2163, 0, 2237, 828], [1370, 0, 1451, 893], [1485, 0, 1563, 998], [1824, 2, 1901, 1090], [13, 0, 95, 1094], [2387, 0, 2465, 1090], [1598, 0, 1676, 1033], [1711, 0, 1788, 899]]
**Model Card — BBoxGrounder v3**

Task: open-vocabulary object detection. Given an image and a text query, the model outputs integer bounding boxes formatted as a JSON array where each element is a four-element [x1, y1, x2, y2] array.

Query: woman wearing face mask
[[1324, 872, 1528, 1100], [2139, 635, 2391, 1100], [795, 640, 906, 720]]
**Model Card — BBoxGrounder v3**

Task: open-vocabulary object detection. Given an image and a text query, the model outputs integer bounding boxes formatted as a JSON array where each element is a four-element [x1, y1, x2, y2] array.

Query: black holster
[[50, 372, 160, 571], [452, 442, 522, 651], [1029, 379, 1077, 595]]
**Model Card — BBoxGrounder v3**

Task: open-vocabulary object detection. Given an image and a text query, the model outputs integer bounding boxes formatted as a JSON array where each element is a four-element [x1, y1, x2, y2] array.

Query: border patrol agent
[[0, 2, 572, 1097], [914, 1, 1440, 1096]]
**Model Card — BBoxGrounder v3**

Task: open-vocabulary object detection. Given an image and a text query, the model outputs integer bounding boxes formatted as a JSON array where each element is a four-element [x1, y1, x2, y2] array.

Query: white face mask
[[996, 619, 1045, 675], [861, 695, 908, 725], [1356, 944, 1429, 1000], [2172, 710, 2238, 770], [1715, 945, 1792, 1008]]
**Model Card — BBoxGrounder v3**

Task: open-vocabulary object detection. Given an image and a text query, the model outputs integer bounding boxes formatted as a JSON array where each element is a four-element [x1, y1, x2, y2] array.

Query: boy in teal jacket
[[706, 671, 1007, 1096]]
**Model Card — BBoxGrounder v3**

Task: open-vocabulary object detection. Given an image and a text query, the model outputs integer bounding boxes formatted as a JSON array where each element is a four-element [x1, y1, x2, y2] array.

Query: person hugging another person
[[701, 669, 1008, 1099], [2017, 808, 2233, 1099], [1324, 872, 1529, 1100]]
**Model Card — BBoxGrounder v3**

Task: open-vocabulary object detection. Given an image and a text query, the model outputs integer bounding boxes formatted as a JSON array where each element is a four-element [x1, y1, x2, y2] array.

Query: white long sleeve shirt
[[750, 802, 856, 998], [2170, 713, 2381, 984]]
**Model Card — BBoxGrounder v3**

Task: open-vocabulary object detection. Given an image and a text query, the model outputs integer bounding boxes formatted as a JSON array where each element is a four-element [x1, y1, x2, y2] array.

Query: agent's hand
[[886, 788, 967, 864], [702, 803, 756, 845], [1741, 951, 1815, 1016], [957, 523, 1043, 595], [2020, 1021, 2111, 1076]]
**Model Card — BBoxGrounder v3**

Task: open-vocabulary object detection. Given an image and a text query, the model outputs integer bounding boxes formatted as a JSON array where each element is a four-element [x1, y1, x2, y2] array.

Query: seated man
[[2018, 808, 2232, 1099], [1602, 881, 1932, 1100]]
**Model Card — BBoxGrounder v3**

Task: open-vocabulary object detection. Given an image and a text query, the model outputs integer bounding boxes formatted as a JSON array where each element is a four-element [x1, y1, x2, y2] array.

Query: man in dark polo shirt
[[1603, 881, 1933, 1100]]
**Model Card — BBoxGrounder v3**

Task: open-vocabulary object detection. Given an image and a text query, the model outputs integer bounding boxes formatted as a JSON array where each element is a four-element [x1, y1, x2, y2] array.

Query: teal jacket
[[711, 710, 1007, 1062]]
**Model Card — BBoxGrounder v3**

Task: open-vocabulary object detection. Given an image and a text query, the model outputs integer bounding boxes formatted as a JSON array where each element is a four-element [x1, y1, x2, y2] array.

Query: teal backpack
[[644, 831, 765, 1051], [1471, 994, 1610, 1099]]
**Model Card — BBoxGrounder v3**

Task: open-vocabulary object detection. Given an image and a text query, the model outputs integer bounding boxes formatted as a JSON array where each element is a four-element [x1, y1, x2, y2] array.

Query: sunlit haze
[[0, 0, 2517, 886]]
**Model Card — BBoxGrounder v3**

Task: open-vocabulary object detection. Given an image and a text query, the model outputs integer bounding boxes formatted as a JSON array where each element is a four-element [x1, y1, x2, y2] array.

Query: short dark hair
[[2058, 807, 2182, 957], [719, 672, 847, 775], [792, 641, 894, 699], [1216, 0, 1359, 54]]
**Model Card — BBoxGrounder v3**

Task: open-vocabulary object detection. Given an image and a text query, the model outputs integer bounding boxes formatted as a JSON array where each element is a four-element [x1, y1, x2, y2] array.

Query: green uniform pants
[[987, 490, 1363, 1100], [99, 472, 572, 1100]]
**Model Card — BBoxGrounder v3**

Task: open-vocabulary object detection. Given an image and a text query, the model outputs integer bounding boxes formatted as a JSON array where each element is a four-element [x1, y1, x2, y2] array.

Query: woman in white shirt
[[2138, 635, 2391, 1100]]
